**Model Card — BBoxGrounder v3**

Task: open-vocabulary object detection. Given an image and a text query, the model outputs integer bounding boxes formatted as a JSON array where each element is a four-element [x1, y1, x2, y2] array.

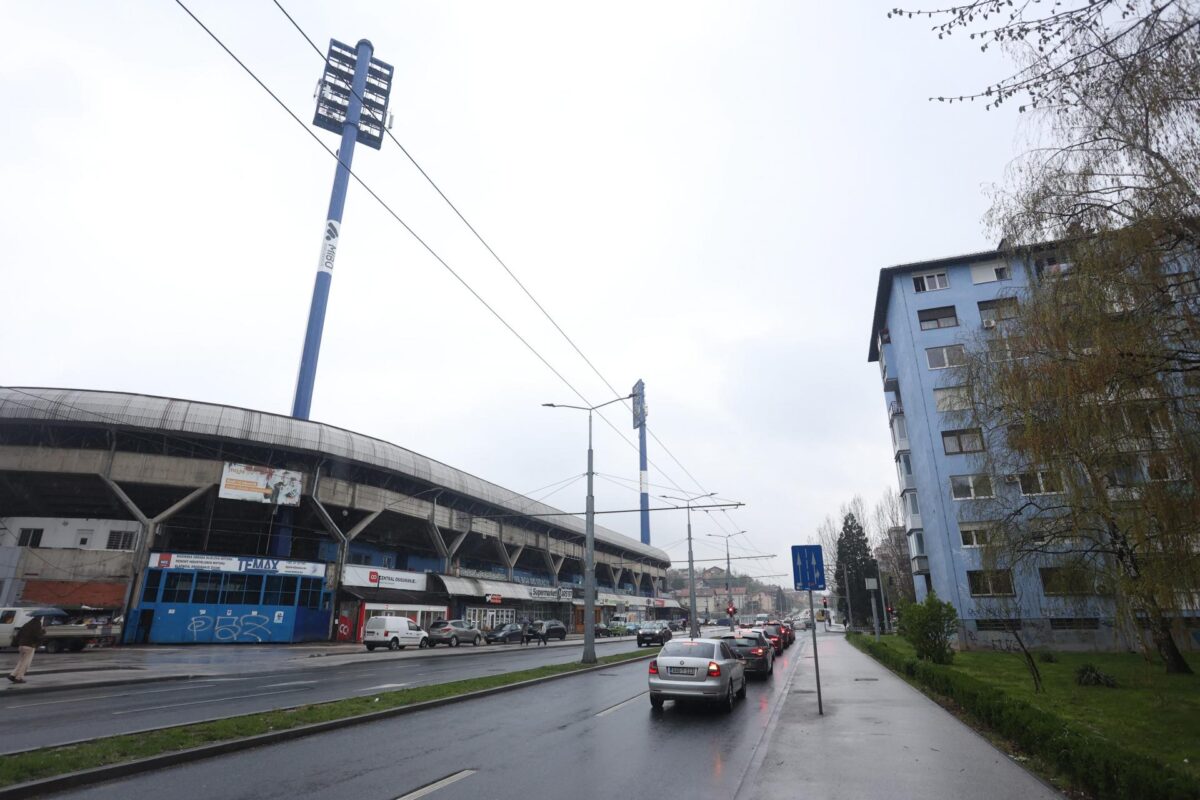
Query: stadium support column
[[633, 380, 650, 546]]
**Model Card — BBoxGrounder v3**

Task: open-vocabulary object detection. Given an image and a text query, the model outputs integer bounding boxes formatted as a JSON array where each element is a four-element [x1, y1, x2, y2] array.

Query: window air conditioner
[[982, 319, 997, 329]]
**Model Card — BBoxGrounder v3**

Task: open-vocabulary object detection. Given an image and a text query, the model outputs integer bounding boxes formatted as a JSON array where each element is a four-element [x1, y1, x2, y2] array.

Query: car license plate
[[668, 666, 696, 676]]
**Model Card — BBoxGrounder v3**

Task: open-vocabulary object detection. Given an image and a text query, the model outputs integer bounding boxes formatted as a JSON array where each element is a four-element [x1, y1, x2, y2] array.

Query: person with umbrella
[[8, 609, 56, 683]]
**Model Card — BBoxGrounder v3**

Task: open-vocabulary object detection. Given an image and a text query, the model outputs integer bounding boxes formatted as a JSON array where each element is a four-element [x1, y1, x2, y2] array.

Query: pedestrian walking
[[8, 615, 44, 684], [521, 622, 530, 646], [536, 626, 548, 646]]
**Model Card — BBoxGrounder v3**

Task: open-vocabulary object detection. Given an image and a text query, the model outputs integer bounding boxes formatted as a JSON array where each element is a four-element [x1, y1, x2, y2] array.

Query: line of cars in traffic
[[362, 616, 683, 651], [646, 617, 798, 712]]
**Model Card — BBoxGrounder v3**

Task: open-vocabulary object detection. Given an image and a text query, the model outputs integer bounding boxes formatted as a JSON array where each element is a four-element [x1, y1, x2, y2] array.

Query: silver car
[[648, 637, 747, 712]]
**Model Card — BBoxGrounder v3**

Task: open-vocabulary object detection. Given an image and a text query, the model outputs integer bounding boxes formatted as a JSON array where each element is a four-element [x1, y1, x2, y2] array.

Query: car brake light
[[649, 660, 658, 675], [708, 661, 721, 677], [750, 647, 764, 655], [770, 635, 779, 642]]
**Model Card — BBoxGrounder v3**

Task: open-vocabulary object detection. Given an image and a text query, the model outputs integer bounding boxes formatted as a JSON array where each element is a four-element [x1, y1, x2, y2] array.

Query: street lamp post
[[543, 394, 633, 664], [663, 492, 716, 638], [706, 530, 745, 629]]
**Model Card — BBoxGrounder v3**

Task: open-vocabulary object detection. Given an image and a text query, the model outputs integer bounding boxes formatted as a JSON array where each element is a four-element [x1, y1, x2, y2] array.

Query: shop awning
[[436, 575, 532, 601], [341, 586, 441, 605]]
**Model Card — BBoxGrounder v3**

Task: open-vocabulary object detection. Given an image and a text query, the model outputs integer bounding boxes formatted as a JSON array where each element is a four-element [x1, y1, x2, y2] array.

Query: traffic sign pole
[[808, 587, 823, 715]]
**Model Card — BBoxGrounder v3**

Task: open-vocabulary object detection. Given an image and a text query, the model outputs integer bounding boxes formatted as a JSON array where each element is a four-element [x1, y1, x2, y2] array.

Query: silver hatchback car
[[648, 637, 747, 712]]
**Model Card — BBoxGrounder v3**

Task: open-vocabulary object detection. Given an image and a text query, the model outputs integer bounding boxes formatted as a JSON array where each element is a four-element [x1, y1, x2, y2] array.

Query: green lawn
[[0, 648, 657, 788], [867, 636, 1200, 780]]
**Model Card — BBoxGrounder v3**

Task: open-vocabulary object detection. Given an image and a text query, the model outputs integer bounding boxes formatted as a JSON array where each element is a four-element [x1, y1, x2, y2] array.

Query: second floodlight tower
[[292, 39, 394, 420], [632, 379, 651, 545]]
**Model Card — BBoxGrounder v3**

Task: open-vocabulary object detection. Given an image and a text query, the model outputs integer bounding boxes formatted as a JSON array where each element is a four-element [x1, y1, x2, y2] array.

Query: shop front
[[437, 576, 572, 631], [336, 565, 448, 641], [130, 552, 332, 644]]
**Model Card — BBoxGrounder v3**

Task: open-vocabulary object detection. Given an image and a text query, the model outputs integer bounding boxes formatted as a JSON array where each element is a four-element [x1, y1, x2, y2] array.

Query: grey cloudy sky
[[1, 2, 1024, 583]]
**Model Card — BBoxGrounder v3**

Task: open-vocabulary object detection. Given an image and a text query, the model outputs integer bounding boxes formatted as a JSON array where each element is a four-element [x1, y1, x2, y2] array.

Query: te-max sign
[[150, 552, 325, 577]]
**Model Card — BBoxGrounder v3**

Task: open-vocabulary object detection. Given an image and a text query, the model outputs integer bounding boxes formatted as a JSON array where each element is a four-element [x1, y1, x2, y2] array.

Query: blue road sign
[[792, 545, 826, 591]]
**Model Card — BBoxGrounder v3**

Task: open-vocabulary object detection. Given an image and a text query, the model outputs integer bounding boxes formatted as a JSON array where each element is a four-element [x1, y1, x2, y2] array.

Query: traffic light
[[727, 605, 736, 616], [822, 597, 828, 609]]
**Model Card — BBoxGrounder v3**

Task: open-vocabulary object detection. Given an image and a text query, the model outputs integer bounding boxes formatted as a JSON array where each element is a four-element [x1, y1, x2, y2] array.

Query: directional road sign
[[792, 545, 826, 591]]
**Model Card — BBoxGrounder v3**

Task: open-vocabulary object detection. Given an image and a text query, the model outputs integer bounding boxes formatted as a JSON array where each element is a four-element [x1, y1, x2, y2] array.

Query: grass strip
[[847, 633, 1200, 800], [0, 648, 657, 788]]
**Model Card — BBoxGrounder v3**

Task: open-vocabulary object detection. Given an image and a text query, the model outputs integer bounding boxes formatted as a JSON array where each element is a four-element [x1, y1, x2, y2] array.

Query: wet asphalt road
[[1, 639, 649, 754], [50, 640, 806, 800]]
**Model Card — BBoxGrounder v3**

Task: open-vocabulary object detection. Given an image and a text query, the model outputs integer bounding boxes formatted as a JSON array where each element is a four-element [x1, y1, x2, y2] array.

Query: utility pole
[[665, 492, 717, 638], [706, 530, 745, 630], [843, 561, 855, 630], [633, 380, 651, 546], [543, 394, 633, 664]]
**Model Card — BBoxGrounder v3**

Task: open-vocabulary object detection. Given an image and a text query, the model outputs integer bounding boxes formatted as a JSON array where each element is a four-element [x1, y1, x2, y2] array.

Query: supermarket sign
[[151, 552, 324, 576], [342, 565, 428, 592]]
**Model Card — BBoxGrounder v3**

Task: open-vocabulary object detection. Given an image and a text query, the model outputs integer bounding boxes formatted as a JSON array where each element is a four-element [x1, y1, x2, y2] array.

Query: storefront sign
[[218, 463, 302, 506], [528, 586, 572, 602], [485, 594, 503, 604], [342, 565, 428, 592], [150, 552, 324, 576]]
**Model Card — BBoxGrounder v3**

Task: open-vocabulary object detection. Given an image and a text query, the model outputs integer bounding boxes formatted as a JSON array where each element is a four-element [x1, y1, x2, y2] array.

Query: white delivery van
[[363, 616, 428, 651]]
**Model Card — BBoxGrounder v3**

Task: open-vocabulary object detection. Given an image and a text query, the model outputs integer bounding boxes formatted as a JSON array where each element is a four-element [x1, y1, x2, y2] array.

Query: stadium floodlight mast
[[292, 39, 395, 420], [543, 393, 634, 664], [662, 492, 717, 638]]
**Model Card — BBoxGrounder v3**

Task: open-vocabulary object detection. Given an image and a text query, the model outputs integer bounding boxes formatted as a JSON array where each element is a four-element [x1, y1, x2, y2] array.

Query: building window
[[918, 306, 958, 330], [978, 297, 1019, 325], [220, 574, 264, 605], [951, 474, 993, 500], [906, 492, 920, 517], [970, 261, 1012, 284], [107, 530, 135, 550], [942, 428, 984, 454], [967, 569, 1014, 596], [161, 572, 195, 603], [1049, 617, 1100, 630], [142, 569, 163, 603], [974, 618, 1022, 631], [263, 576, 298, 606], [913, 271, 950, 293], [910, 531, 925, 556], [348, 553, 371, 566], [193, 572, 223, 604], [927, 345, 967, 370], [1019, 470, 1062, 496], [933, 385, 970, 412], [17, 528, 43, 548], [1039, 566, 1099, 596], [298, 577, 323, 609], [959, 524, 993, 548], [1034, 252, 1071, 279]]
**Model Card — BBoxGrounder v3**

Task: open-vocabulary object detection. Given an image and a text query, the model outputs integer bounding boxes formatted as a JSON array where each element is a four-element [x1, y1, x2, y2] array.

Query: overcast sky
[[1, 2, 1026, 585]]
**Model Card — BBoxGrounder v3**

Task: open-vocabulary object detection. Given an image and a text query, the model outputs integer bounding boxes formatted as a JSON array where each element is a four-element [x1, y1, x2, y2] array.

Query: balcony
[[910, 555, 929, 575], [898, 471, 916, 493], [888, 400, 904, 418], [879, 341, 899, 392], [906, 510, 922, 532]]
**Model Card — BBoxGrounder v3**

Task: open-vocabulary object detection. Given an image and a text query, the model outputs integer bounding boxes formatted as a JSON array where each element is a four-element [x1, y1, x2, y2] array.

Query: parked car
[[667, 619, 683, 632], [637, 620, 673, 646], [528, 619, 567, 640], [426, 619, 483, 647], [594, 623, 613, 638], [718, 630, 774, 677], [624, 622, 642, 637], [364, 616, 428, 651], [485, 623, 525, 644], [648, 637, 747, 712]]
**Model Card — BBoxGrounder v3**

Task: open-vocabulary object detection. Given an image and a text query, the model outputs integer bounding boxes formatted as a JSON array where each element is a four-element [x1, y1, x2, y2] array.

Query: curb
[[0, 651, 658, 799]]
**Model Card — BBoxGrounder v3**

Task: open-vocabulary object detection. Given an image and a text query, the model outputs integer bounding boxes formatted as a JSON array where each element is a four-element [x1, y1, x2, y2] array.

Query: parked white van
[[363, 616, 428, 651]]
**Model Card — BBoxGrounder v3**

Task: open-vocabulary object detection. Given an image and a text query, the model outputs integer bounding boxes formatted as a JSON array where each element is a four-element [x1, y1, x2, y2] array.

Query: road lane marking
[[259, 680, 319, 688], [111, 688, 305, 715], [6, 683, 216, 709], [593, 692, 647, 718], [361, 683, 408, 692], [394, 769, 477, 800]]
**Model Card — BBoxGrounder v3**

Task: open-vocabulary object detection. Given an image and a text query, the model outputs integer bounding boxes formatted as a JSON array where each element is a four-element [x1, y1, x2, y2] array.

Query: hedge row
[[850, 634, 1200, 800]]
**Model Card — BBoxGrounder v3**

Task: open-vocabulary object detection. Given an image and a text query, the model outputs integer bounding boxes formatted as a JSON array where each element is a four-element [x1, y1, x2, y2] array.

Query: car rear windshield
[[722, 636, 759, 647], [763, 625, 782, 636], [660, 641, 717, 659]]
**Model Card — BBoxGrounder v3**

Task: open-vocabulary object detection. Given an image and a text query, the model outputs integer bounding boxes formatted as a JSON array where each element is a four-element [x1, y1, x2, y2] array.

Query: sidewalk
[[739, 632, 1062, 800]]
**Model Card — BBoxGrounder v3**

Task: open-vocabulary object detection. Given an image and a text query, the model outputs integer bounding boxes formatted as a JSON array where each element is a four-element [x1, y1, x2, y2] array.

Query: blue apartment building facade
[[868, 245, 1129, 651]]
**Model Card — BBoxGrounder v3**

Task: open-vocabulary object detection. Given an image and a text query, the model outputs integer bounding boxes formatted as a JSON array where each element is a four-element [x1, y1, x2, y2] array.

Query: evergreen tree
[[833, 512, 881, 628]]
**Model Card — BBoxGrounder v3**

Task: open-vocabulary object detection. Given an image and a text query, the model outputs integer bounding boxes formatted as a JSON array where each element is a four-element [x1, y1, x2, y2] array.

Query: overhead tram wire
[[269, 0, 727, 509]]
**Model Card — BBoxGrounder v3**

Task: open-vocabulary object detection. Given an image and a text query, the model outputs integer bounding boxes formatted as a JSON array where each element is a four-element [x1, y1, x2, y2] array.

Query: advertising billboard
[[341, 565, 428, 592], [149, 552, 325, 576], [218, 463, 302, 506]]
